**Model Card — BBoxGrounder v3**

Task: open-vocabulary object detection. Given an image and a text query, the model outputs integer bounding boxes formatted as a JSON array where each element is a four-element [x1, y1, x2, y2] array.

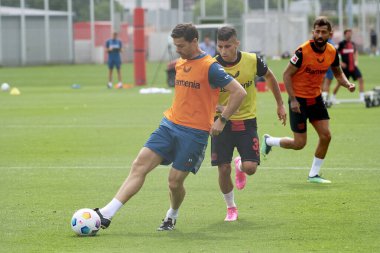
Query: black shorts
[[343, 66, 362, 81], [289, 95, 330, 133], [211, 118, 260, 166]]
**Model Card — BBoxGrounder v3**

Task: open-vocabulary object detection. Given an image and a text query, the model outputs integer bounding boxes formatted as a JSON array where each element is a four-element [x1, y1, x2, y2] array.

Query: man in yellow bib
[[211, 26, 287, 221]]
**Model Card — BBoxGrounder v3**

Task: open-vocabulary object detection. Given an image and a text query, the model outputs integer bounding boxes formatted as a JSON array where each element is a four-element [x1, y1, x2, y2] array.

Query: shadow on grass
[[285, 181, 338, 191], [80, 219, 264, 241]]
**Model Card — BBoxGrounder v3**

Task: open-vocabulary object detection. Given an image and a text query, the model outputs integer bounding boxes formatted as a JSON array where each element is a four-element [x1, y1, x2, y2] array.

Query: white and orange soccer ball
[[71, 208, 101, 236]]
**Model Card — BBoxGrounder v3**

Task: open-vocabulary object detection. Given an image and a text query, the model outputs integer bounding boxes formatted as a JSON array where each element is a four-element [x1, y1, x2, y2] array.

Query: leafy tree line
[[1, 0, 124, 21]]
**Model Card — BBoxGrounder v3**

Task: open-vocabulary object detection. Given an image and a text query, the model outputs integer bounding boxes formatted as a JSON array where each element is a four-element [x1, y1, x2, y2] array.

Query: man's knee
[[320, 132, 332, 143], [242, 162, 258, 175], [130, 154, 154, 177], [168, 179, 183, 192], [218, 163, 232, 176], [293, 140, 306, 150]]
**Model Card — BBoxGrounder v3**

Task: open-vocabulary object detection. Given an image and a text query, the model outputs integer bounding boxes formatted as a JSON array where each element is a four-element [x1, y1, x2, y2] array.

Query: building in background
[[0, 0, 379, 67], [0, 6, 73, 66]]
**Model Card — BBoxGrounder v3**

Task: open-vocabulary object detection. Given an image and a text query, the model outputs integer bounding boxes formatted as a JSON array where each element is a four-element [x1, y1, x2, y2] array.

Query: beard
[[314, 38, 328, 48]]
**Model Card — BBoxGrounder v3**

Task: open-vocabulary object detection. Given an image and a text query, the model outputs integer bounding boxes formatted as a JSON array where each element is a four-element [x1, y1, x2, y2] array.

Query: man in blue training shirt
[[106, 32, 123, 88], [199, 34, 216, 56]]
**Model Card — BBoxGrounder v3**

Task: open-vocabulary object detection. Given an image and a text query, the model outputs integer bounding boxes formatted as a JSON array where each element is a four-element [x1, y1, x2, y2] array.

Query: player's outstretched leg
[[307, 175, 331, 184], [224, 206, 238, 222], [93, 208, 112, 229], [157, 217, 176, 231], [234, 156, 246, 190], [260, 134, 272, 157]]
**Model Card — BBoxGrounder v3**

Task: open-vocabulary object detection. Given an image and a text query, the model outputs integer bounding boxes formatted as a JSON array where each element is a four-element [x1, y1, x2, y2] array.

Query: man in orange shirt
[[261, 17, 355, 183], [92, 23, 246, 231]]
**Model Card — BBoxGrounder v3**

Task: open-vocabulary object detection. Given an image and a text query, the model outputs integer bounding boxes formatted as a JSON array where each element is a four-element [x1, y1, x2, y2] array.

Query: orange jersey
[[291, 40, 337, 98], [164, 55, 219, 131]]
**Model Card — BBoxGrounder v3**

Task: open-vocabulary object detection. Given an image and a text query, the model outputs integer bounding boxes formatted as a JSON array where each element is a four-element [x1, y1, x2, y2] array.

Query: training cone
[[10, 88, 20, 95]]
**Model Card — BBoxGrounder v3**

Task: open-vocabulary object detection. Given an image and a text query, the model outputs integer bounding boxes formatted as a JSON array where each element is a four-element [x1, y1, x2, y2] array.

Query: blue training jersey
[[106, 39, 122, 61]]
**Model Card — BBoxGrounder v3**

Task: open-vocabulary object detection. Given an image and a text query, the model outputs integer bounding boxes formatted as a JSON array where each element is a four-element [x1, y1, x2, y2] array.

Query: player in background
[[330, 29, 365, 102], [106, 32, 123, 89], [322, 34, 336, 107], [93, 23, 246, 231], [261, 17, 355, 184], [211, 26, 286, 221], [199, 34, 216, 56]]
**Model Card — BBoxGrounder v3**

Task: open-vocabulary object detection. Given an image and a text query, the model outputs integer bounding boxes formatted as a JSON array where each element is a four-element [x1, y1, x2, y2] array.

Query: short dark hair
[[217, 26, 237, 41], [344, 29, 352, 35], [313, 16, 332, 32], [171, 23, 198, 42]]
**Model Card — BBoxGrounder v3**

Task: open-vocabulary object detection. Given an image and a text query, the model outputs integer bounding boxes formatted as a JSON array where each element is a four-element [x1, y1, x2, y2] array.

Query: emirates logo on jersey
[[228, 71, 240, 78], [317, 58, 325, 63], [183, 66, 192, 72]]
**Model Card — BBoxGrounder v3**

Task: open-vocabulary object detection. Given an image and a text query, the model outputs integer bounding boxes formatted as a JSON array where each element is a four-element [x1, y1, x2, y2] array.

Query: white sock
[[166, 208, 179, 220], [223, 190, 236, 208], [331, 94, 336, 101], [322, 91, 328, 101], [359, 92, 364, 101], [266, 136, 281, 147], [309, 157, 324, 177], [100, 198, 123, 219]]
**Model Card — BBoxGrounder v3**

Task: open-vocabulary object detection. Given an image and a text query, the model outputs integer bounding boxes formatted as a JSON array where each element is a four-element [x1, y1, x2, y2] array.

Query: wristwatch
[[219, 115, 228, 124]]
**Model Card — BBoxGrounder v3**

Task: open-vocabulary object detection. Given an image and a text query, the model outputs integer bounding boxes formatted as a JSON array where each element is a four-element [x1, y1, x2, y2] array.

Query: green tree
[[193, 0, 244, 22], [0, 0, 123, 21]]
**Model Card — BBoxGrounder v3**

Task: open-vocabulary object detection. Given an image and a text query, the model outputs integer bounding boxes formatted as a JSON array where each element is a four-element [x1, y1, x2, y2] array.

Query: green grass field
[[0, 56, 379, 252]]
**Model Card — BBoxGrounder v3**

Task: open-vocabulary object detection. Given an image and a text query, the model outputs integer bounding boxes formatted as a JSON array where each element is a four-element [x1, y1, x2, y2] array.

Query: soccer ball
[[1, 83, 10, 91], [71, 208, 101, 236]]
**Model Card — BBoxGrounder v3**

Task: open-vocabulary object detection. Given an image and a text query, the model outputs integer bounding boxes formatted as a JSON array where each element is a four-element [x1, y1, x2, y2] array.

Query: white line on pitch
[[0, 125, 146, 128], [0, 166, 378, 171]]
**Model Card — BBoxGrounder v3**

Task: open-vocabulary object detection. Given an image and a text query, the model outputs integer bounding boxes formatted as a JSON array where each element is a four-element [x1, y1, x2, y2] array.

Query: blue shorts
[[325, 67, 333, 81], [144, 118, 209, 174], [108, 60, 121, 70]]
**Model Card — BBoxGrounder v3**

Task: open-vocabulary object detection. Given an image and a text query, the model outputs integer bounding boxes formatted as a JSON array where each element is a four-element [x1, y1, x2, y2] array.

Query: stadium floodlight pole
[[338, 0, 343, 36], [110, 0, 114, 32], [44, 0, 51, 64], [277, 0, 282, 57], [20, 0, 26, 65], [0, 0, 3, 65], [90, 0, 95, 63], [200, 0, 205, 18], [156, 1, 161, 32], [244, 0, 248, 14], [178, 0, 184, 23], [284, 0, 289, 13], [347, 0, 353, 28], [377, 0, 380, 51], [314, 0, 320, 18], [264, 0, 268, 57], [360, 0, 366, 51], [67, 0, 73, 63], [223, 0, 227, 20]]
